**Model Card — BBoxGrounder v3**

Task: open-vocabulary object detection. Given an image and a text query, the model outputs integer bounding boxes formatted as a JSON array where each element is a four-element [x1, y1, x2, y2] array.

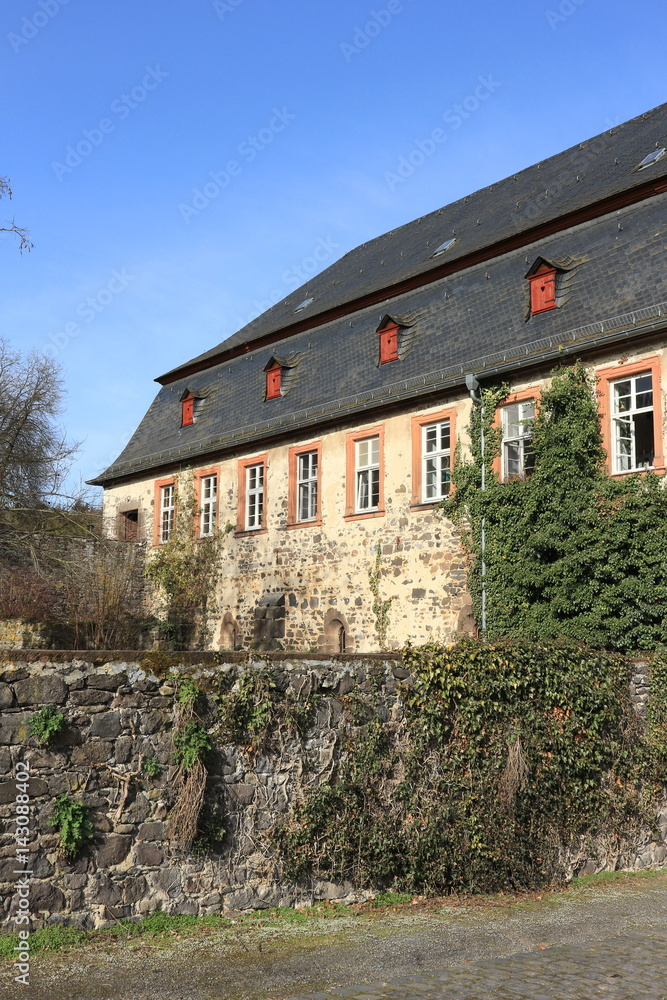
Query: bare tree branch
[[0, 176, 33, 254]]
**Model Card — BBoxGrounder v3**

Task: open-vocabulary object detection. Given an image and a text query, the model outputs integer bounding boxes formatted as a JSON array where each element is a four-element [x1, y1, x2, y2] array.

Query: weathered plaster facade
[[103, 396, 474, 652]]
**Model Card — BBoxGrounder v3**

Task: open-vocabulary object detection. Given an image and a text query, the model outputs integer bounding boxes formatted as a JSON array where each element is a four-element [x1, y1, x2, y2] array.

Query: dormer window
[[526, 261, 558, 316], [181, 392, 195, 426], [378, 320, 400, 364], [265, 363, 282, 400], [263, 354, 300, 400]]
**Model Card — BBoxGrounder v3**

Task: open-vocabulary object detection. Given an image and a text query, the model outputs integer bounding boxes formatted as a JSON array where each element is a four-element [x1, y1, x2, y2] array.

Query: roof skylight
[[637, 148, 666, 169], [432, 238, 456, 257], [294, 297, 314, 313]]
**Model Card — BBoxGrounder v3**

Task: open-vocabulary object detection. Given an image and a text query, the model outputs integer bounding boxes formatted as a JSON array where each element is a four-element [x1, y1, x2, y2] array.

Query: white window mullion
[[355, 437, 380, 512], [422, 419, 451, 501], [611, 372, 654, 473], [501, 401, 535, 480], [200, 474, 217, 536], [297, 451, 318, 522], [160, 484, 175, 543], [246, 464, 264, 529]]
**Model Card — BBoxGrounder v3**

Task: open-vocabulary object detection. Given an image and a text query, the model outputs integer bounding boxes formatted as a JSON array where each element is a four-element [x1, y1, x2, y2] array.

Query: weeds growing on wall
[[28, 705, 65, 746], [648, 648, 667, 760], [48, 795, 94, 860], [167, 676, 211, 849], [368, 544, 396, 649], [276, 640, 663, 894], [449, 364, 667, 651], [144, 472, 228, 649], [214, 663, 320, 752]]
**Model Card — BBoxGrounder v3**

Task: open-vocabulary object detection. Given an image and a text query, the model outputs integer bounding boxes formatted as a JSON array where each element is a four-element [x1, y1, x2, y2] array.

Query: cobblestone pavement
[[286, 928, 667, 1000]]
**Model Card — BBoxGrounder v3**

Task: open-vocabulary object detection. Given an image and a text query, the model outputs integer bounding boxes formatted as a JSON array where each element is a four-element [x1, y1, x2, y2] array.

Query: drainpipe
[[465, 374, 487, 637]]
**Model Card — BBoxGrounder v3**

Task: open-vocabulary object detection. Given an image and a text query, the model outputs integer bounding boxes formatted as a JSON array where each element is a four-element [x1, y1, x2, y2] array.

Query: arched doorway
[[322, 610, 352, 654], [219, 612, 240, 651]]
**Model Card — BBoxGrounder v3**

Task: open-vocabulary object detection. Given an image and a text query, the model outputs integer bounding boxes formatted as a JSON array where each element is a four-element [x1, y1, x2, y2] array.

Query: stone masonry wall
[[0, 621, 48, 652], [103, 397, 474, 654], [0, 654, 665, 931]]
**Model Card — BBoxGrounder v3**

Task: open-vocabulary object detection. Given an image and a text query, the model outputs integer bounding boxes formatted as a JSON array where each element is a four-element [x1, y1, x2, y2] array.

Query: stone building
[[90, 104, 667, 652]]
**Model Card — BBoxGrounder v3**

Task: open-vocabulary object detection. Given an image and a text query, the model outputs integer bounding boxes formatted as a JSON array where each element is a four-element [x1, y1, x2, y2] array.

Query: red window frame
[[181, 394, 195, 426], [266, 365, 282, 400], [379, 323, 400, 364], [529, 266, 557, 315]]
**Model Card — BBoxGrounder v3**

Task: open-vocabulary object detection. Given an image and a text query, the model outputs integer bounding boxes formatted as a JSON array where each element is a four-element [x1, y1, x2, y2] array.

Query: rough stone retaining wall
[[0, 621, 48, 652], [0, 653, 664, 931]]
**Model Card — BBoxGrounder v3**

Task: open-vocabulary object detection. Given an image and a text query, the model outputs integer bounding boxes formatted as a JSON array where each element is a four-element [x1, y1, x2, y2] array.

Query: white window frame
[[199, 474, 217, 537], [611, 371, 654, 473], [297, 451, 318, 522], [160, 484, 175, 543], [421, 419, 451, 502], [501, 400, 535, 481], [355, 436, 380, 513], [245, 463, 264, 530]]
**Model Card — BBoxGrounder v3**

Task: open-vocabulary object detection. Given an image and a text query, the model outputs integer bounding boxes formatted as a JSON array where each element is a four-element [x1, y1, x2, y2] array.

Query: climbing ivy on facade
[[449, 363, 667, 651]]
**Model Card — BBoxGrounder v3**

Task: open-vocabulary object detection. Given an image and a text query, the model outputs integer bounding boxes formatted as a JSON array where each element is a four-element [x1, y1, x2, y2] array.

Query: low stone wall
[[0, 653, 664, 930]]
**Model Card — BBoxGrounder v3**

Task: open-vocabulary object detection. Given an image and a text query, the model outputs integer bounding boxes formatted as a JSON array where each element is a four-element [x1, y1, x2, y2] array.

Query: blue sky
[[2, 0, 666, 497]]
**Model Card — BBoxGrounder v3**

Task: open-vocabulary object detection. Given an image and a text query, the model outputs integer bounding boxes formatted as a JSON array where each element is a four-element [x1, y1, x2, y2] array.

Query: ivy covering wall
[[449, 364, 667, 651], [277, 641, 666, 894]]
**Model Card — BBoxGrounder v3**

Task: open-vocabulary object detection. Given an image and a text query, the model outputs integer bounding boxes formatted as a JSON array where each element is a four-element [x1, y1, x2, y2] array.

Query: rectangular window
[[422, 420, 451, 501], [611, 372, 655, 472], [160, 484, 175, 542], [502, 401, 535, 480], [297, 451, 318, 522], [356, 436, 380, 512], [200, 474, 217, 536], [245, 463, 264, 529]]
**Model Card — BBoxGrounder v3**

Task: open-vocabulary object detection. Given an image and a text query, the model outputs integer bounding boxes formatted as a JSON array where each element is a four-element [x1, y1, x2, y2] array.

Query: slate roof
[[92, 105, 667, 485], [91, 187, 667, 487], [159, 102, 667, 382]]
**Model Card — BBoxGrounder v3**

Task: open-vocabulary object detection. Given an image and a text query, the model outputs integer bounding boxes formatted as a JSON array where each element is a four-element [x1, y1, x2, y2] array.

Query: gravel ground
[[3, 874, 667, 1000]]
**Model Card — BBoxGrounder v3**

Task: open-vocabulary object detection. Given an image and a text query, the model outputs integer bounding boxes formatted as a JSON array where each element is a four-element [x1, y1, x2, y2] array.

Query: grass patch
[[2, 872, 665, 961], [0, 926, 88, 957], [371, 891, 413, 906], [570, 868, 666, 891], [0, 905, 357, 960]]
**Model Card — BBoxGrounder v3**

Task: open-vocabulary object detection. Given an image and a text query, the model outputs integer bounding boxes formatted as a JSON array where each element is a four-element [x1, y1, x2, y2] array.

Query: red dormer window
[[181, 393, 195, 426], [266, 364, 282, 400], [528, 263, 557, 315], [379, 321, 400, 364]]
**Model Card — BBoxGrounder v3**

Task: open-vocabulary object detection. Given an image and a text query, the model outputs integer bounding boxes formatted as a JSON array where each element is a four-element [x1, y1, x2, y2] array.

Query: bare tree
[[0, 339, 79, 511], [0, 176, 33, 254], [55, 540, 144, 649]]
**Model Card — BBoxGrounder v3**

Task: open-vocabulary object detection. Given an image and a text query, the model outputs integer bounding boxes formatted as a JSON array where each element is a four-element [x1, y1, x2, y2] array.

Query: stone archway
[[321, 609, 353, 654], [219, 612, 240, 651]]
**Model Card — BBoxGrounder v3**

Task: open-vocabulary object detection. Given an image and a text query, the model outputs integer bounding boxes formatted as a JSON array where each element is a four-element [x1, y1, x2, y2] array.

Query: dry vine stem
[[498, 736, 529, 814], [167, 687, 209, 849]]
